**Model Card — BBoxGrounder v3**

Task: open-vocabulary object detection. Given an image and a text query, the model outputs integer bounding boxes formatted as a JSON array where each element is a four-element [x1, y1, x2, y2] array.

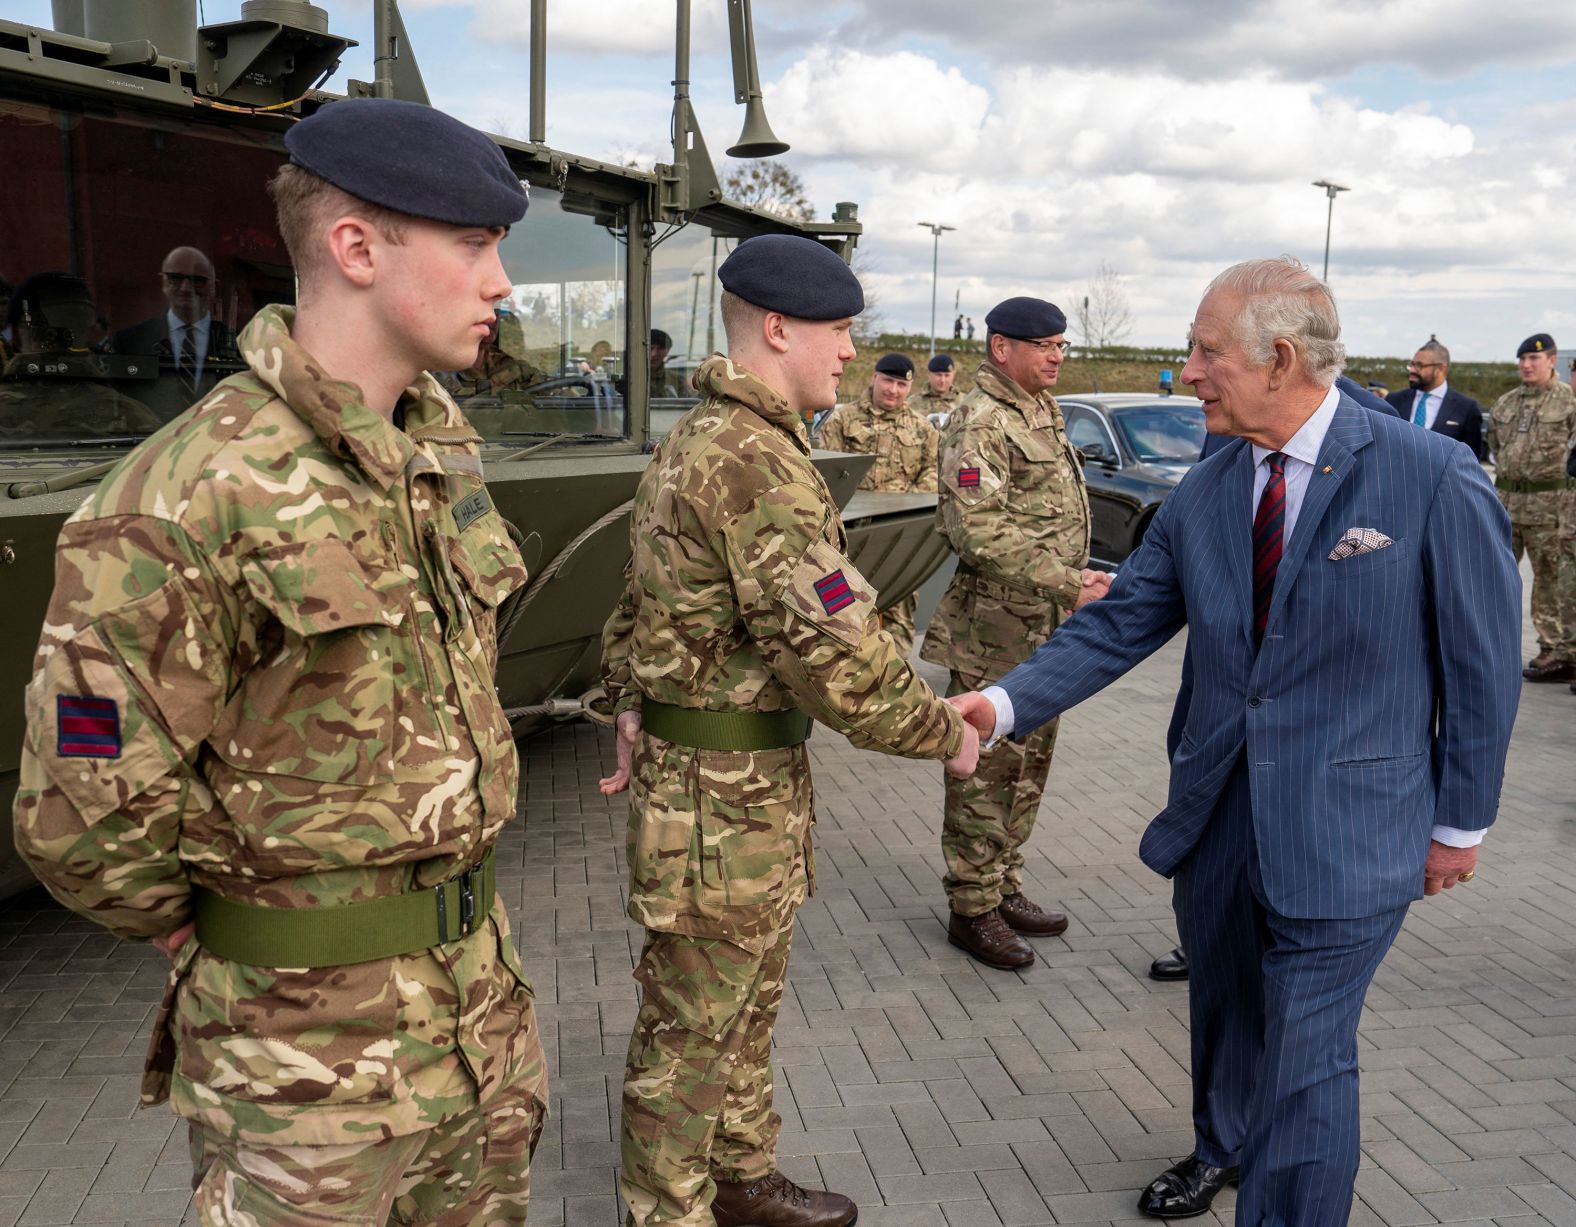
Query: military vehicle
[[0, 0, 950, 894]]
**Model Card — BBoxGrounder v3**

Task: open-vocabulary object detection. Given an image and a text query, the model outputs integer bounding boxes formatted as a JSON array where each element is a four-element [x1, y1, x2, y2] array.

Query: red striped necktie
[[1252, 452, 1287, 644]]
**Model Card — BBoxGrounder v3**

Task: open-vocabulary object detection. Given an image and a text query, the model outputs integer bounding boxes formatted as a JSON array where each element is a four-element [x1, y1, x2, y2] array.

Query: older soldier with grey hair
[[949, 256, 1521, 1223]]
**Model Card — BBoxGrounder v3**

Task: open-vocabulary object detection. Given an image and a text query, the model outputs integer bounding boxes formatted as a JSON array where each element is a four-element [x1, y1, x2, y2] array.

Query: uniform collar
[[695, 354, 809, 451], [238, 304, 419, 492], [973, 359, 1058, 426]]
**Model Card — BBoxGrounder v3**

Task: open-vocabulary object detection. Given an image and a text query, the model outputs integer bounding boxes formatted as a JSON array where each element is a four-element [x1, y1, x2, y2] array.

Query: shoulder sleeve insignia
[[958, 466, 981, 487], [813, 569, 856, 614], [56, 695, 121, 758]]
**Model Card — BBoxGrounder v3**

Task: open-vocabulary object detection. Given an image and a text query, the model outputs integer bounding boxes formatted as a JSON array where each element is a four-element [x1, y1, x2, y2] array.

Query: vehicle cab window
[[456, 185, 632, 450], [1063, 403, 1121, 465]]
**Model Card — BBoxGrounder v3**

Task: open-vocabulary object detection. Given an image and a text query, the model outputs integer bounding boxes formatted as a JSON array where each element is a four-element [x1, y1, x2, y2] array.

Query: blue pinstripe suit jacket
[[999, 396, 1523, 919]]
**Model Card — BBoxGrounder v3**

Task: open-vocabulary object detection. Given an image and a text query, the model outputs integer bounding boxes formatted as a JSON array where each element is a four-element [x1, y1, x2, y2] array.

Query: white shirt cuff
[[1431, 825, 1486, 848], [981, 685, 1015, 746]]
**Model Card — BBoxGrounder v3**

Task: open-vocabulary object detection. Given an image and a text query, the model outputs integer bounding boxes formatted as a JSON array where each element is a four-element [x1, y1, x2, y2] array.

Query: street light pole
[[917, 221, 955, 357], [1312, 179, 1350, 282]]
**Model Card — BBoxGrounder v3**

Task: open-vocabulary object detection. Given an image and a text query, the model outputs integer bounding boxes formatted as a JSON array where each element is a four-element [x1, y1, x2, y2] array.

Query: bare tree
[[721, 159, 812, 221], [1072, 262, 1134, 350], [850, 248, 885, 342]]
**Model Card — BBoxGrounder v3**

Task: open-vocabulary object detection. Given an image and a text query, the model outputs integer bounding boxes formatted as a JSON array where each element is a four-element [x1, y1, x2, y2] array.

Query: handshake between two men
[[940, 565, 1112, 774]]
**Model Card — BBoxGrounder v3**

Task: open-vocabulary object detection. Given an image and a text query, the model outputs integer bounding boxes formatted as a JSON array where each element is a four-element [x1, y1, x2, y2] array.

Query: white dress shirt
[[983, 382, 1482, 848], [1409, 380, 1448, 431], [167, 310, 212, 381]]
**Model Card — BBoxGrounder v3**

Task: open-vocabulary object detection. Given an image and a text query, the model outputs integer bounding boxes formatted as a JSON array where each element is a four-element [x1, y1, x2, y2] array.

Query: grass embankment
[[849, 335, 1528, 406]]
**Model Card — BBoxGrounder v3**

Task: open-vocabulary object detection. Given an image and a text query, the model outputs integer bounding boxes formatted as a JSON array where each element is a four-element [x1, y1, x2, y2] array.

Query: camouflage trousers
[[943, 669, 1059, 916], [878, 593, 919, 660], [621, 923, 793, 1226], [188, 1053, 547, 1226], [1509, 516, 1576, 659]]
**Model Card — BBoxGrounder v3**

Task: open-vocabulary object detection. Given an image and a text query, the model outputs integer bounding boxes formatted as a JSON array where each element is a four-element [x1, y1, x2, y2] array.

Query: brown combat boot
[[711, 1172, 858, 1227], [947, 907, 1034, 970], [1523, 652, 1576, 682], [998, 892, 1069, 936]]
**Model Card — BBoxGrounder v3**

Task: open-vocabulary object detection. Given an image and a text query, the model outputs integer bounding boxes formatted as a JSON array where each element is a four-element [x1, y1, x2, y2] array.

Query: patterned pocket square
[[1328, 527, 1394, 560]]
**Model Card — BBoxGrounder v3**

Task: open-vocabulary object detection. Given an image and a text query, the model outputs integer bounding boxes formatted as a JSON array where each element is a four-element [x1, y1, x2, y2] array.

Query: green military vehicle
[[0, 0, 951, 895]]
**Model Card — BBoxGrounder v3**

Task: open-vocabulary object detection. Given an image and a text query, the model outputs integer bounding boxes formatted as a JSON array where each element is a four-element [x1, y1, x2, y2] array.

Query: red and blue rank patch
[[958, 466, 981, 488], [57, 695, 121, 759], [813, 569, 856, 615]]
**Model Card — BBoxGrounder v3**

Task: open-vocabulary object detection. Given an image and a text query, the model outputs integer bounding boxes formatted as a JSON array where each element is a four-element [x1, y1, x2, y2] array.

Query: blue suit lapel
[[1264, 397, 1373, 634], [1221, 440, 1256, 647]]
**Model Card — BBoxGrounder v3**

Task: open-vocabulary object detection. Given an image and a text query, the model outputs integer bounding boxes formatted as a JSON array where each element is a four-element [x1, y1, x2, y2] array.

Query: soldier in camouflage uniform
[[440, 306, 547, 399], [915, 352, 961, 416], [599, 235, 978, 1227], [13, 99, 548, 1224], [921, 297, 1109, 971], [1486, 333, 1576, 682], [814, 351, 939, 657]]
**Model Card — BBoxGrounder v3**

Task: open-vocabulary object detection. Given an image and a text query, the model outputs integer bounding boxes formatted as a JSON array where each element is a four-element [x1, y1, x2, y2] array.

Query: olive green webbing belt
[[1495, 476, 1576, 494], [193, 851, 495, 967], [640, 698, 812, 751]]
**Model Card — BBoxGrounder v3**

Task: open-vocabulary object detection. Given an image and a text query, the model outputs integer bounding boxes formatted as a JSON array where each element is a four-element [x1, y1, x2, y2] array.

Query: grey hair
[[1205, 256, 1346, 385], [1417, 338, 1450, 366]]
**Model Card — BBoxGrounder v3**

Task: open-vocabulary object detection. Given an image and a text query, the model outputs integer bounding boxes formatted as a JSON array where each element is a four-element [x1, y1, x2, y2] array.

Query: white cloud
[[766, 46, 991, 169]]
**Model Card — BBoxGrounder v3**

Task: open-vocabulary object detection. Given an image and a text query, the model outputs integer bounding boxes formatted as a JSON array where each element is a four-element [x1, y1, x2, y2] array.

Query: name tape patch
[[452, 488, 492, 534], [958, 466, 981, 488], [57, 695, 121, 759], [813, 570, 855, 615]]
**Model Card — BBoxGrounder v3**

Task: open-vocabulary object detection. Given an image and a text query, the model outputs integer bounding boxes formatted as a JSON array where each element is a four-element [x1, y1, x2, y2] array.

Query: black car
[[1055, 394, 1206, 569]]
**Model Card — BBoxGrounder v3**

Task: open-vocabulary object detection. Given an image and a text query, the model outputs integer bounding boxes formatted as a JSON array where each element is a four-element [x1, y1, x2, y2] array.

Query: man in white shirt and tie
[[110, 245, 236, 420], [1386, 338, 1485, 458]]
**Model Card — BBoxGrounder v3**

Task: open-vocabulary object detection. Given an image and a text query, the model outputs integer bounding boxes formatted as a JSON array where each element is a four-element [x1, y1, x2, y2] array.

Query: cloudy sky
[[21, 0, 1576, 360]]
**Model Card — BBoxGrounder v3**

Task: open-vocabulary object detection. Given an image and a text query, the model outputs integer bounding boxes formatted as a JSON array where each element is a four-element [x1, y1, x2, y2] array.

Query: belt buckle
[[458, 867, 477, 935]]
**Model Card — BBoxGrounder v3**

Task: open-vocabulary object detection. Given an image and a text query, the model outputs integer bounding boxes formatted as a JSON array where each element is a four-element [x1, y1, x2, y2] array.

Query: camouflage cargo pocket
[[1005, 428, 1069, 517], [778, 539, 876, 649], [965, 572, 1057, 669], [218, 540, 398, 784], [446, 525, 529, 675], [627, 736, 808, 953]]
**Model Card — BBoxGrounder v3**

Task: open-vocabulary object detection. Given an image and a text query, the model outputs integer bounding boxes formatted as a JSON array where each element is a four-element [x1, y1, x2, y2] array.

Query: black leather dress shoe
[[1137, 1154, 1239, 1218], [1149, 947, 1188, 981]]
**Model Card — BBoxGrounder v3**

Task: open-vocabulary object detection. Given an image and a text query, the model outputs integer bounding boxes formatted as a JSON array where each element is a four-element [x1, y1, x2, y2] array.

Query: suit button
[[1248, 696, 1261, 708]]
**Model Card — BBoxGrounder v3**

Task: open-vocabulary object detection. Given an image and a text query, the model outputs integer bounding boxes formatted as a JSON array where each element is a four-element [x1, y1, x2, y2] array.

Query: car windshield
[[1111, 404, 1207, 463]]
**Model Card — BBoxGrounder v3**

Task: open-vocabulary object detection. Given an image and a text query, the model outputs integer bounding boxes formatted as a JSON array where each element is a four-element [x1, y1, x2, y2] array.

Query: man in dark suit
[[1387, 339, 1485, 458], [949, 257, 1522, 1223], [110, 246, 236, 420]]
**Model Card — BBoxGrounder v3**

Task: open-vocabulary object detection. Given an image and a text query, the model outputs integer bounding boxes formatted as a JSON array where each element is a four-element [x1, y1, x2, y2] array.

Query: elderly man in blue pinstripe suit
[[950, 256, 1522, 1224]]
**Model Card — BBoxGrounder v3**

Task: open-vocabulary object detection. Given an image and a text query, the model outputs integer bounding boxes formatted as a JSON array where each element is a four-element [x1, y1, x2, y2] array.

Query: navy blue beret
[[928, 353, 954, 372], [985, 296, 1067, 340], [286, 98, 528, 227], [1518, 332, 1556, 356], [717, 234, 864, 320], [874, 352, 914, 378]]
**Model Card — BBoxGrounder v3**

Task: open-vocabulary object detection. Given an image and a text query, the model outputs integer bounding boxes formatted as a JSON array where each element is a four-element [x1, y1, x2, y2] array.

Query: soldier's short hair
[[268, 163, 409, 287], [1206, 255, 1346, 385], [719, 290, 764, 347], [1417, 339, 1450, 366]]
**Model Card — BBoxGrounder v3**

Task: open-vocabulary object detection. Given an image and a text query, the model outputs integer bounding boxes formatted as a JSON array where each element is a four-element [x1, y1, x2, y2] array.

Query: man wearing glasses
[[922, 297, 1111, 969], [1386, 338, 1485, 459], [110, 246, 236, 419]]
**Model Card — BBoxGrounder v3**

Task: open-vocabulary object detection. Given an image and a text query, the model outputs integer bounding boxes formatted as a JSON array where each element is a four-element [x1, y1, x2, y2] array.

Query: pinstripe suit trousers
[[1174, 758, 1407, 1226]]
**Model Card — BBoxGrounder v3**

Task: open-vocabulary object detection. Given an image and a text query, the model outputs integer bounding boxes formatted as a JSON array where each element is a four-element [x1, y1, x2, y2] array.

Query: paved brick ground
[[0, 564, 1571, 1226]]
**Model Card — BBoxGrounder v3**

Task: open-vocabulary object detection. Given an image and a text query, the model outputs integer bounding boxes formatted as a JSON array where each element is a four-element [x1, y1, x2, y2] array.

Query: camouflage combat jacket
[[921, 360, 1091, 678], [815, 387, 940, 493], [1487, 379, 1576, 526], [916, 385, 961, 415], [14, 305, 538, 1145], [601, 356, 964, 952]]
